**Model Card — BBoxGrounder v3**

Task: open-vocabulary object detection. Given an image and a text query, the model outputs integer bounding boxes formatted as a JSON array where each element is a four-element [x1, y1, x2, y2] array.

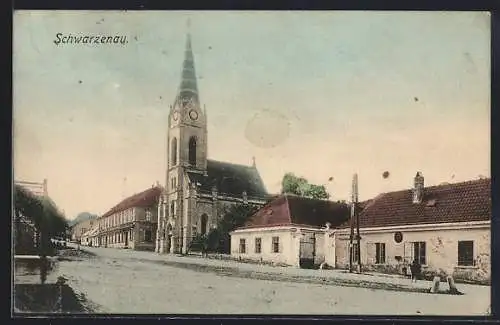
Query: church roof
[[173, 28, 200, 108], [101, 186, 162, 219], [238, 194, 350, 230], [187, 159, 269, 200], [339, 177, 491, 229]]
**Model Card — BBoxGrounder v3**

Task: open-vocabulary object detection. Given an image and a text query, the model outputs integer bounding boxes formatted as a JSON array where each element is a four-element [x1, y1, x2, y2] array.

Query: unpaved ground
[[52, 246, 490, 315], [13, 249, 101, 314]]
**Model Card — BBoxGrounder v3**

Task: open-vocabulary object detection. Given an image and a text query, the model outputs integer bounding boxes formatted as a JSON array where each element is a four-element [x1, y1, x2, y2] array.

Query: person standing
[[410, 259, 421, 282]]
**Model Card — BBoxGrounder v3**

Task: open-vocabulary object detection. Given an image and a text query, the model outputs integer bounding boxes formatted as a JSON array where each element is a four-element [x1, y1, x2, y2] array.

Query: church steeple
[[174, 18, 200, 109]]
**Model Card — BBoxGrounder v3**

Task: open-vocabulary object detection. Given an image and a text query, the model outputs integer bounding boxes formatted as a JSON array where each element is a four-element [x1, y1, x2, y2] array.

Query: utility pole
[[353, 173, 362, 273], [349, 174, 355, 273]]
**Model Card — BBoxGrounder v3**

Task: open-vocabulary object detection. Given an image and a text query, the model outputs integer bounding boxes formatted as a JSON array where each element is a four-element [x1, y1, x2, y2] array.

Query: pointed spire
[[252, 156, 256, 167], [174, 19, 199, 108]]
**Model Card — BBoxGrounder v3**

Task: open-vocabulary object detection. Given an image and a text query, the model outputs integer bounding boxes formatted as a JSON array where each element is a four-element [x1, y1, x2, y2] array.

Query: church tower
[[159, 20, 208, 254], [168, 22, 208, 173]]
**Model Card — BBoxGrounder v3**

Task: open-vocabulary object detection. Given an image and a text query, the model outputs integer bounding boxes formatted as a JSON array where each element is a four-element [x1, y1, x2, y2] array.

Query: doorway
[[166, 224, 173, 253], [201, 214, 208, 235], [299, 232, 316, 269]]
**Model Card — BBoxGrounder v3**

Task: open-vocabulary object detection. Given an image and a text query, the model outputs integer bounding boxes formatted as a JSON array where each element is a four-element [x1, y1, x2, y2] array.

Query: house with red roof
[[97, 184, 162, 251], [230, 195, 349, 267], [327, 173, 491, 283]]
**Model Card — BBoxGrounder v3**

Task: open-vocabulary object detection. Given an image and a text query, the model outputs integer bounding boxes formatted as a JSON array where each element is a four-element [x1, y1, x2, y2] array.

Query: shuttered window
[[272, 236, 280, 253], [413, 241, 426, 265], [458, 241, 474, 266], [239, 238, 246, 253], [255, 238, 262, 253], [375, 243, 386, 264]]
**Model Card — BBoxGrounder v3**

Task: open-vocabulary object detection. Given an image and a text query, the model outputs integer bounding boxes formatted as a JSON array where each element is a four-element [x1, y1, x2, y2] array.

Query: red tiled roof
[[340, 178, 491, 229], [101, 186, 162, 218], [239, 194, 350, 230]]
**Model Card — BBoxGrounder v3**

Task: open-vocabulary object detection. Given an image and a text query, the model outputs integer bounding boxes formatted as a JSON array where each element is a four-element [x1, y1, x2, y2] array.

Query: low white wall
[[230, 226, 326, 267], [230, 228, 295, 266]]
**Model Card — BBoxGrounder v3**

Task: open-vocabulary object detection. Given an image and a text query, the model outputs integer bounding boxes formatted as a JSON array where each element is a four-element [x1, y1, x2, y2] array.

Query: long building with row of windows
[[91, 184, 162, 251]]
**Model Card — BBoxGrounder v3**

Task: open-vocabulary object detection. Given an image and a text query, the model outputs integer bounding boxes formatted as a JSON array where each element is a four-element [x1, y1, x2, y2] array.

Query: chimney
[[412, 172, 424, 204]]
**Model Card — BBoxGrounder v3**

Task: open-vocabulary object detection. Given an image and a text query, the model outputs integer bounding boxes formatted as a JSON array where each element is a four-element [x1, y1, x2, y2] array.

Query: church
[[155, 29, 270, 254]]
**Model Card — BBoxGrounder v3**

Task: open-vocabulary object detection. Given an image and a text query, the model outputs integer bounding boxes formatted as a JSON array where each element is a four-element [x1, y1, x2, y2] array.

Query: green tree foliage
[[189, 203, 260, 254], [14, 185, 69, 255], [281, 172, 330, 200]]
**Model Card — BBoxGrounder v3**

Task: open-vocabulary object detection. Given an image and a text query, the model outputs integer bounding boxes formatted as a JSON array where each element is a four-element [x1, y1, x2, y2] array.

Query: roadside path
[[54, 245, 490, 315], [76, 245, 486, 295]]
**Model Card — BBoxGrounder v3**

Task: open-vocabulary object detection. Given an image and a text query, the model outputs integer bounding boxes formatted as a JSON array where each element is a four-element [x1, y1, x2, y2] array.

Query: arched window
[[171, 137, 178, 165], [188, 136, 197, 166], [201, 214, 208, 235]]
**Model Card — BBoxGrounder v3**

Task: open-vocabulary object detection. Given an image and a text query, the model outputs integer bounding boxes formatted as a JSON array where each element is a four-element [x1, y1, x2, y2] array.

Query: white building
[[230, 195, 349, 268], [81, 227, 99, 247], [327, 174, 491, 284]]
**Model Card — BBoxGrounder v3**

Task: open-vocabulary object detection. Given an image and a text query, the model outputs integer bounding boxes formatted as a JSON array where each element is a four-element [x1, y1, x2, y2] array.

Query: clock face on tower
[[189, 110, 198, 121]]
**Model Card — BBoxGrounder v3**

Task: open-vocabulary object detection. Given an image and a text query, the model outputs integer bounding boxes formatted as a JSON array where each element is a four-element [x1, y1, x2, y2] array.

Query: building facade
[[81, 227, 99, 247], [326, 174, 491, 283], [98, 186, 161, 251], [230, 195, 349, 267], [155, 28, 269, 254], [71, 218, 96, 242]]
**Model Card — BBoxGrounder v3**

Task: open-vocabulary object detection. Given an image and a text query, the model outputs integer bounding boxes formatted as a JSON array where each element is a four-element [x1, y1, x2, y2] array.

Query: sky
[[13, 11, 491, 220]]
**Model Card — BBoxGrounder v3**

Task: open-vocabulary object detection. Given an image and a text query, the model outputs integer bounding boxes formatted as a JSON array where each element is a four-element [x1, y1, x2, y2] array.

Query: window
[[188, 136, 197, 166], [458, 241, 474, 266], [413, 241, 426, 265], [171, 137, 178, 165], [272, 236, 280, 253], [375, 243, 386, 264], [255, 238, 262, 253], [145, 230, 152, 242], [145, 209, 152, 222], [170, 201, 176, 217], [201, 214, 208, 235], [351, 243, 359, 264], [192, 225, 197, 237], [239, 238, 246, 253]]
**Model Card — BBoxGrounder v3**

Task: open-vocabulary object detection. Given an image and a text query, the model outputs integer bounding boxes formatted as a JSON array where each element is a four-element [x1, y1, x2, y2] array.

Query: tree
[[190, 203, 260, 255], [14, 185, 69, 256], [281, 172, 330, 200]]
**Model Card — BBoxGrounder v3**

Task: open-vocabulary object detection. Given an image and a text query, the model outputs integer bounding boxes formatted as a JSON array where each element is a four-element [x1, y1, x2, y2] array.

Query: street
[[53, 246, 490, 315]]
